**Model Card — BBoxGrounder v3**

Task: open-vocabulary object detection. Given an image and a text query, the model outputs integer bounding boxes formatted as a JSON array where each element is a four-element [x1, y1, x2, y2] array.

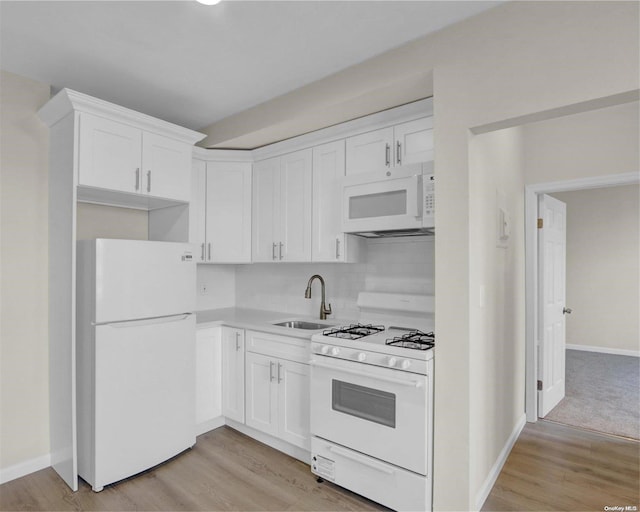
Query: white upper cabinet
[[79, 113, 193, 202], [206, 161, 252, 263], [346, 117, 433, 178], [191, 157, 252, 264], [252, 149, 312, 262]]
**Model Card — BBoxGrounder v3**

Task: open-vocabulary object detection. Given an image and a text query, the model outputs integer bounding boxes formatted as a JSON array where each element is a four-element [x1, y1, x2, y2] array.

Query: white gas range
[[309, 293, 434, 512]]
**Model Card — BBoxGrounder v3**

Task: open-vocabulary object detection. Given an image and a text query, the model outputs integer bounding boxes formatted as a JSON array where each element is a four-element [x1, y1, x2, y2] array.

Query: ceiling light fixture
[[196, 0, 222, 5]]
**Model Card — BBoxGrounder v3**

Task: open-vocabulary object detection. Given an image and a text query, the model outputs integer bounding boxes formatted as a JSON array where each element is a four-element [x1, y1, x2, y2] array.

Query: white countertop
[[195, 307, 349, 339]]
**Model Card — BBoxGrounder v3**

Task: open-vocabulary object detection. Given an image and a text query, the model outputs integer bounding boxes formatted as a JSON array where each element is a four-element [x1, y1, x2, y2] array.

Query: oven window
[[331, 380, 396, 428]]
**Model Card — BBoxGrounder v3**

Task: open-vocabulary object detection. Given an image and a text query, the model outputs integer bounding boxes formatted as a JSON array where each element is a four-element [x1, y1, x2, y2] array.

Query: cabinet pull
[[272, 243, 277, 260], [235, 332, 241, 351], [200, 243, 205, 261], [208, 243, 211, 261], [269, 361, 275, 382], [385, 143, 390, 167], [335, 238, 341, 260], [277, 363, 282, 383], [135, 168, 140, 191], [279, 242, 284, 260], [146, 170, 151, 192], [396, 141, 402, 165]]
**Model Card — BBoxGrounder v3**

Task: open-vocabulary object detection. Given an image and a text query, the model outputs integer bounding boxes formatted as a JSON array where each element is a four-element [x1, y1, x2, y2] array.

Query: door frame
[[524, 171, 639, 422]]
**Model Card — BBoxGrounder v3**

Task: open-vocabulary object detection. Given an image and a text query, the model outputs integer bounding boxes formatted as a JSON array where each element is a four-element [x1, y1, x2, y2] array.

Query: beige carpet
[[544, 349, 640, 440]]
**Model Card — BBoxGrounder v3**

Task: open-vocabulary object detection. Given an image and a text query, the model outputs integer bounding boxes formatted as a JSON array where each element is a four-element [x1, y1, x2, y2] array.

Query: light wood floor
[[1, 422, 638, 511]]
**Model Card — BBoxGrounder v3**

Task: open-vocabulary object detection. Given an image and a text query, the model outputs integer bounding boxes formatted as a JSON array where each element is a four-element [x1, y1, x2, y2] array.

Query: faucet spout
[[304, 274, 332, 320]]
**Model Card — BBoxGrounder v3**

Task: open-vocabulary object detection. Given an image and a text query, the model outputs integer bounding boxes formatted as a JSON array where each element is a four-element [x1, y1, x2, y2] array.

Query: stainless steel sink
[[273, 320, 332, 330]]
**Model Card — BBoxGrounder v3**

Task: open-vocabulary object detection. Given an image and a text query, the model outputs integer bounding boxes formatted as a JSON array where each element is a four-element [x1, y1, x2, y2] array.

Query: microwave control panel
[[423, 174, 435, 222]]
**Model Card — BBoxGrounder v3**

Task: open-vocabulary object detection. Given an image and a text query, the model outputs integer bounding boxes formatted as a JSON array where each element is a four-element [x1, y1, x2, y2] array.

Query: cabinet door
[[221, 327, 245, 423], [245, 352, 278, 437], [191, 159, 207, 262], [393, 117, 434, 166], [280, 149, 312, 262], [78, 113, 142, 193], [312, 141, 346, 262], [195, 327, 222, 427], [206, 161, 252, 263], [345, 126, 394, 177], [252, 158, 280, 262], [277, 360, 310, 450], [141, 132, 192, 201]]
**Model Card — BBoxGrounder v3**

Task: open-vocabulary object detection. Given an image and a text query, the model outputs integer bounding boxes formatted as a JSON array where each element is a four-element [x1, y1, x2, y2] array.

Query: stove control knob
[[400, 359, 411, 370], [331, 347, 341, 356], [356, 352, 367, 362], [387, 357, 397, 367], [320, 345, 330, 355]]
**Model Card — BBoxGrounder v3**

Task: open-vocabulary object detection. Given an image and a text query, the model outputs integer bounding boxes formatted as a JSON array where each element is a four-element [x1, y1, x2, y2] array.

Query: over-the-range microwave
[[342, 162, 434, 238]]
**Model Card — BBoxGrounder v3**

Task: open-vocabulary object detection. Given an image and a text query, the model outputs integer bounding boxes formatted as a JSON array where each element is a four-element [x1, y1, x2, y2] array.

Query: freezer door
[[91, 314, 195, 489], [94, 239, 195, 323]]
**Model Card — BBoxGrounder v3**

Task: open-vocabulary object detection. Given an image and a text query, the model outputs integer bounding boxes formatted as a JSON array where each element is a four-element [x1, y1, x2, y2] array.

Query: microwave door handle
[[407, 175, 420, 218]]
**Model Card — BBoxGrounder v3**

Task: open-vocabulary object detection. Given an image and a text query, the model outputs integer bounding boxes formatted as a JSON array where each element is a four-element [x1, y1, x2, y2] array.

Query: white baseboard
[[566, 344, 640, 357], [0, 453, 51, 485], [475, 413, 526, 511], [195, 416, 225, 437]]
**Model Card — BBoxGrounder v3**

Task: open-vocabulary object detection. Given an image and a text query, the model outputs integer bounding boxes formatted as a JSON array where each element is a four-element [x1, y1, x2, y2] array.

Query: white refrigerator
[[76, 239, 196, 492]]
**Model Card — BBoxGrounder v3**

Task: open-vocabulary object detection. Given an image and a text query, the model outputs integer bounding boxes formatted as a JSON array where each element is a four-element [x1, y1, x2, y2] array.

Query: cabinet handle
[[335, 238, 341, 260], [235, 332, 241, 351], [277, 363, 282, 383], [272, 243, 277, 260], [135, 168, 140, 191], [269, 361, 275, 382], [385, 143, 390, 167], [396, 141, 402, 165], [208, 243, 211, 261], [200, 243, 205, 261], [279, 242, 284, 260], [146, 170, 151, 193]]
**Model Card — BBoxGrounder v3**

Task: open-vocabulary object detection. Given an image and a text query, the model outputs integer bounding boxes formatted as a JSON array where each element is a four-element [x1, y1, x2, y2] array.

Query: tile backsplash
[[197, 236, 434, 320]]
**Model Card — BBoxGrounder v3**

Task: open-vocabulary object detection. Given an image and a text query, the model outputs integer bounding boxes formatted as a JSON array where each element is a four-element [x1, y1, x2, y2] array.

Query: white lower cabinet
[[245, 330, 310, 450], [195, 326, 223, 434], [221, 327, 245, 423]]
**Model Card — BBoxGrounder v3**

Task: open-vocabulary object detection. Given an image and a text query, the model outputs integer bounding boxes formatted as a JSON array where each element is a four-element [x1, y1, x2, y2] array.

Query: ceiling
[[1, 1, 501, 134]]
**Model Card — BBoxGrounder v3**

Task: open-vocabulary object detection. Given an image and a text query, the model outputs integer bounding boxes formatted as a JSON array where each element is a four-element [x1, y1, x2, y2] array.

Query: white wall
[[234, 237, 434, 321], [76, 203, 148, 240], [468, 127, 526, 507], [0, 70, 50, 471], [551, 186, 639, 354], [196, 265, 236, 311]]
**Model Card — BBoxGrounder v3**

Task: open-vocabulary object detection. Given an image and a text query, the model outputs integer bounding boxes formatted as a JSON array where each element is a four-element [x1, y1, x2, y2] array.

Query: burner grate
[[323, 323, 385, 340], [385, 330, 435, 351]]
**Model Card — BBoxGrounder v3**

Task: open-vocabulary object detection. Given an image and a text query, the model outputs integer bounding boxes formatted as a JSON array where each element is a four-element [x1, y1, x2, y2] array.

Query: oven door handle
[[309, 359, 423, 388], [328, 445, 395, 475]]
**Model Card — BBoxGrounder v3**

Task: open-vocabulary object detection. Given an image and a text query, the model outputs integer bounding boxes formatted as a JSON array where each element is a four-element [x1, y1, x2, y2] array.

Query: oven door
[[310, 354, 429, 475]]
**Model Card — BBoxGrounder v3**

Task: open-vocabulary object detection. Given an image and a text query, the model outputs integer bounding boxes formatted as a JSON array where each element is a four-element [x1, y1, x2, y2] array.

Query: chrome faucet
[[305, 274, 332, 320]]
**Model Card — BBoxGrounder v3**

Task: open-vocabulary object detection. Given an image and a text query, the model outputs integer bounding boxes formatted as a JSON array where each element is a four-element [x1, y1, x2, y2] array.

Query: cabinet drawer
[[246, 330, 309, 364]]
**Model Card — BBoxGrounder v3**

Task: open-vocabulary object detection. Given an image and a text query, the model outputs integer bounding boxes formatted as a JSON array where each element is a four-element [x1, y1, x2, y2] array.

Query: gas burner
[[385, 330, 435, 351], [323, 324, 385, 340]]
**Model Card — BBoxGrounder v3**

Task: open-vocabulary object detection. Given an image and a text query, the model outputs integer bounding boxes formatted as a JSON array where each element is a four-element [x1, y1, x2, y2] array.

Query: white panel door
[[195, 327, 222, 426], [280, 149, 312, 262], [245, 352, 279, 436], [312, 141, 346, 262], [141, 132, 192, 201], [190, 159, 207, 262], [206, 161, 252, 263], [93, 314, 195, 490], [252, 157, 280, 262], [277, 360, 310, 450], [221, 327, 245, 423], [78, 113, 142, 193], [393, 117, 434, 166], [538, 194, 567, 417], [93, 239, 195, 323], [345, 126, 393, 176]]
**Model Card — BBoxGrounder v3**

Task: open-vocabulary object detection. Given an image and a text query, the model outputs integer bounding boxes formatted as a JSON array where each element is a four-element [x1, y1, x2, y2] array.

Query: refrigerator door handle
[[96, 313, 192, 328]]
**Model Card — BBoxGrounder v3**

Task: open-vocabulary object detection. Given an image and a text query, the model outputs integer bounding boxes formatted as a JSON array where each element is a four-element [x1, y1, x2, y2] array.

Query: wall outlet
[[200, 282, 208, 295]]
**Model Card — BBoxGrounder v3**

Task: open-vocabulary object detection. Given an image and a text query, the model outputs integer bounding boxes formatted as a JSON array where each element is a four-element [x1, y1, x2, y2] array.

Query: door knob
[[563, 307, 572, 314]]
